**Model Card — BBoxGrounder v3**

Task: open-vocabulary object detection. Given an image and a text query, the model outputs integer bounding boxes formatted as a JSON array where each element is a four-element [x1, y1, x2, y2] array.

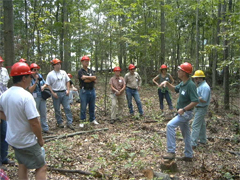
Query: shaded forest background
[[1, 0, 240, 108]]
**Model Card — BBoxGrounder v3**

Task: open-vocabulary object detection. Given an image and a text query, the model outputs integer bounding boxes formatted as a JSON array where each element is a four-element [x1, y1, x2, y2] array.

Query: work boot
[[67, 124, 75, 130], [162, 152, 175, 160], [176, 156, 193, 162], [57, 123, 64, 128]]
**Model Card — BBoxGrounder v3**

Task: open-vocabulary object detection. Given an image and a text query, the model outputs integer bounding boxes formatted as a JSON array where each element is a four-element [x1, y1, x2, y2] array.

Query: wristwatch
[[183, 108, 186, 112]]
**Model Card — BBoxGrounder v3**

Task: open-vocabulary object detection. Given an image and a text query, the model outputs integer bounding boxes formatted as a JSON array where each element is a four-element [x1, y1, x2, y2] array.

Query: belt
[[82, 87, 94, 90], [196, 106, 208, 108], [127, 86, 137, 90], [53, 90, 66, 92]]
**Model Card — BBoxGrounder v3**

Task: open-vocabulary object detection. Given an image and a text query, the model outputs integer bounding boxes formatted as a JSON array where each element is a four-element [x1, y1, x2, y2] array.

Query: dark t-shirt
[[175, 79, 199, 110], [78, 68, 95, 89]]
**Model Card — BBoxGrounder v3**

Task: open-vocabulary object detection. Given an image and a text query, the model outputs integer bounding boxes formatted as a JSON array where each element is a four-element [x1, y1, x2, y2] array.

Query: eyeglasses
[[32, 69, 39, 72]]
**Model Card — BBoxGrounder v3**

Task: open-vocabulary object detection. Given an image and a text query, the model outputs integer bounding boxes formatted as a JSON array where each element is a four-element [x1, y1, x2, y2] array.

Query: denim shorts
[[13, 143, 45, 169]]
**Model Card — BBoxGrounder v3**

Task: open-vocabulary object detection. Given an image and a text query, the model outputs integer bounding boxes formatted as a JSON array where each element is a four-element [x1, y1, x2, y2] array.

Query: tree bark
[[3, 0, 14, 68], [195, 0, 200, 69]]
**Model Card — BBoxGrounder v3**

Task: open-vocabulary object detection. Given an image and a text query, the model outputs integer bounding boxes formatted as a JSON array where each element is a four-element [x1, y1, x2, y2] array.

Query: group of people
[[0, 55, 211, 179]]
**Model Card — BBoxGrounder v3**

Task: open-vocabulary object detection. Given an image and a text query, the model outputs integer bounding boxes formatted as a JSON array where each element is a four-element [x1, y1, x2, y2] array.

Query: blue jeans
[[158, 89, 173, 110], [166, 111, 193, 158], [80, 89, 96, 122], [191, 107, 208, 146], [35, 97, 49, 131], [125, 87, 143, 115], [52, 91, 73, 125], [0, 120, 9, 165], [69, 90, 79, 104]]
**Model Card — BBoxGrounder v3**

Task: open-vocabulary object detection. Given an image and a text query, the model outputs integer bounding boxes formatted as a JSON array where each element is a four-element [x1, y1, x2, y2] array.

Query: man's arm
[[159, 81, 175, 92], [81, 75, 96, 83], [46, 85, 58, 98], [66, 81, 70, 96], [29, 117, 44, 147], [178, 102, 199, 115], [0, 111, 6, 120]]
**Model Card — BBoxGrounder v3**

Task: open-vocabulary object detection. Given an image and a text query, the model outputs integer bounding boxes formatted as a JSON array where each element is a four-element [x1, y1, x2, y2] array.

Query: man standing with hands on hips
[[124, 64, 144, 117], [159, 62, 199, 162], [78, 55, 98, 128]]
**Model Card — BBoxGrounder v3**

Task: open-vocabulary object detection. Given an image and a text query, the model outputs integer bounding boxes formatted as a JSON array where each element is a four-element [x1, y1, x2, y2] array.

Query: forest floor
[[5, 77, 240, 180]]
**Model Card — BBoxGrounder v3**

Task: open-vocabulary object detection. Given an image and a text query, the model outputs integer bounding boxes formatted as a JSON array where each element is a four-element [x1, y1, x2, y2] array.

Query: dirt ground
[[5, 79, 240, 179]]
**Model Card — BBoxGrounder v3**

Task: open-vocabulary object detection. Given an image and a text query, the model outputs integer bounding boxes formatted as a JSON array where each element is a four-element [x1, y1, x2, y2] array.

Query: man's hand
[[38, 138, 44, 147], [177, 108, 185, 115], [66, 90, 69, 96], [52, 92, 58, 98]]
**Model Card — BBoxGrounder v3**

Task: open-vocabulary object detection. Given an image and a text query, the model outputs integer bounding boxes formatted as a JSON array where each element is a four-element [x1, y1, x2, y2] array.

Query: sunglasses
[[32, 69, 39, 72]]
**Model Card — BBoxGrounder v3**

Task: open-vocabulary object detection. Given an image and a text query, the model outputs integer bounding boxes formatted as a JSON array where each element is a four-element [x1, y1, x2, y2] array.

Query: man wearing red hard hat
[[45, 58, 74, 130], [0, 62, 47, 179], [109, 67, 126, 124], [159, 62, 199, 162], [78, 56, 98, 128], [124, 64, 144, 117]]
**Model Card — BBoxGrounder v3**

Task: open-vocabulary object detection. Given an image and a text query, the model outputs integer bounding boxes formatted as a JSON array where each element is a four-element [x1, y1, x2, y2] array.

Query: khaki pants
[[110, 93, 125, 120]]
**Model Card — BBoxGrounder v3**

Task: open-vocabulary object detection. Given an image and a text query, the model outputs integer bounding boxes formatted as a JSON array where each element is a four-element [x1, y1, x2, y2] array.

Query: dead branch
[[48, 167, 103, 178], [225, 150, 240, 156], [44, 128, 109, 143]]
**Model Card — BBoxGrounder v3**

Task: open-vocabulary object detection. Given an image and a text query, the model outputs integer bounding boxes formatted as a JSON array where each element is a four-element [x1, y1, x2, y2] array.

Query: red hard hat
[[0, 56, 4, 62], [81, 55, 90, 61], [160, 64, 167, 70], [67, 73, 73, 78], [10, 62, 34, 77], [30, 63, 40, 70], [128, 64, 136, 70], [178, 62, 193, 74], [113, 67, 121, 72], [19, 58, 27, 63], [51, 58, 62, 65]]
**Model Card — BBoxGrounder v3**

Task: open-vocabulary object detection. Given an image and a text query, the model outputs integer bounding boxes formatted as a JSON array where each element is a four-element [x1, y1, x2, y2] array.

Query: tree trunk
[[160, 0, 165, 65], [223, 0, 230, 110], [212, 0, 221, 88], [3, 0, 14, 68], [195, 0, 199, 70]]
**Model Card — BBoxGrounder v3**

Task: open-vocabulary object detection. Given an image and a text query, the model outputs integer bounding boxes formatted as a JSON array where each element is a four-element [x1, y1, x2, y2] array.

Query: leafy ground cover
[[6, 80, 240, 179]]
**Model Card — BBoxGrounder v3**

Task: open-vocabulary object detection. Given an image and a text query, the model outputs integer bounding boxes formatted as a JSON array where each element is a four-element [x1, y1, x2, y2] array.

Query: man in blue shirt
[[191, 70, 211, 149]]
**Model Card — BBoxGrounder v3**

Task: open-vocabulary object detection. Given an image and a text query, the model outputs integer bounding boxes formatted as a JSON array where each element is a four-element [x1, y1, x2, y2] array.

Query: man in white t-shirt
[[0, 62, 46, 180], [45, 58, 74, 130]]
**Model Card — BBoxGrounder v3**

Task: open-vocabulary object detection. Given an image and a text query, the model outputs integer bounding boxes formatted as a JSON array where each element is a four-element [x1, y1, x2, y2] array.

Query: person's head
[[10, 62, 34, 88], [113, 66, 121, 76], [19, 58, 27, 63], [160, 64, 167, 74], [192, 70, 205, 84], [30, 63, 40, 76], [81, 55, 90, 68], [128, 64, 136, 74], [51, 58, 62, 71], [68, 73, 73, 79], [177, 62, 193, 80], [0, 56, 4, 68]]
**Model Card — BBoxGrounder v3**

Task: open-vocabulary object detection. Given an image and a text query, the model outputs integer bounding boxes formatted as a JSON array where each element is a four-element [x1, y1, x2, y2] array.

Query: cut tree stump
[[160, 159, 178, 172], [44, 128, 109, 143]]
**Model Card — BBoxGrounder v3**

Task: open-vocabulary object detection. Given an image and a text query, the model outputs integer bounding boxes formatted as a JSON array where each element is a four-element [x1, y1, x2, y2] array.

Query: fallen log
[[44, 128, 109, 143], [48, 167, 103, 178]]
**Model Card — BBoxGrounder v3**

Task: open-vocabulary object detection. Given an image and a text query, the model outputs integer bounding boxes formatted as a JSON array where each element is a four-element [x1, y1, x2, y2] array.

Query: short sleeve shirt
[[78, 68, 95, 89], [0, 86, 39, 148], [124, 72, 142, 89], [197, 80, 211, 107], [46, 70, 70, 91], [109, 76, 125, 93], [175, 79, 199, 110]]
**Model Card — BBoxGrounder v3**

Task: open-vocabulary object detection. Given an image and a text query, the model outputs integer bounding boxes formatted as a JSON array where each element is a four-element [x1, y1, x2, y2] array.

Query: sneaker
[[92, 120, 99, 125], [176, 156, 193, 162], [43, 130, 53, 134], [58, 123, 64, 128], [110, 119, 115, 124], [79, 123, 84, 128], [163, 152, 175, 160], [67, 124, 75, 130]]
